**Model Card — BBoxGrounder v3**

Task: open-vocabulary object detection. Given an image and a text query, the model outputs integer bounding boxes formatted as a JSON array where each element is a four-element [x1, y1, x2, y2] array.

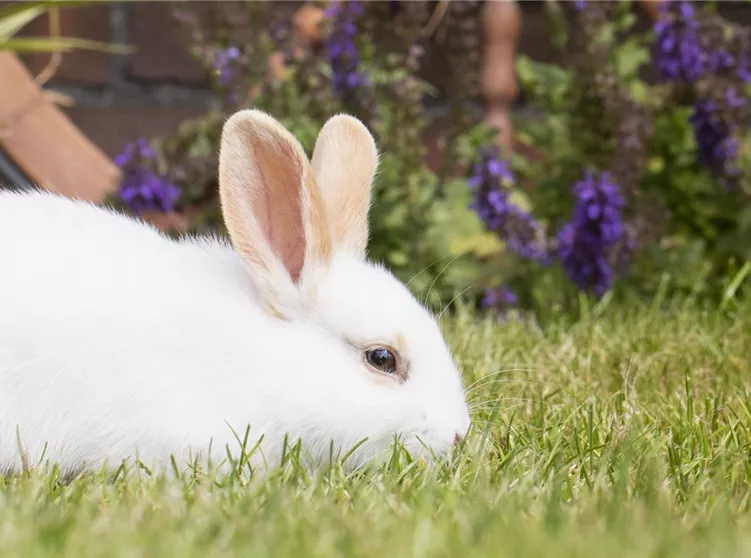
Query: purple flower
[[557, 171, 625, 296], [690, 99, 741, 186], [654, 0, 749, 185], [705, 39, 751, 84], [482, 285, 517, 309], [654, 1, 705, 83], [114, 138, 155, 167], [482, 284, 519, 320], [119, 172, 181, 215], [654, 1, 751, 86], [574, 1, 587, 11], [212, 45, 240, 84], [115, 139, 180, 215], [708, 48, 734, 74], [738, 53, 751, 83], [324, 1, 369, 96], [469, 145, 549, 264]]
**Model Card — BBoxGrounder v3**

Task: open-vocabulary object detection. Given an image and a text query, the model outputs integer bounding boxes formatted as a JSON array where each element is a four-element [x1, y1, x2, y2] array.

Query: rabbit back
[[0, 190, 284, 474]]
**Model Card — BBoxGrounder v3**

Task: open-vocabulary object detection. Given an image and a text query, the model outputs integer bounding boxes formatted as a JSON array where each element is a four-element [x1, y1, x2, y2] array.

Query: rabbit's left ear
[[218, 109, 333, 317], [311, 114, 379, 260]]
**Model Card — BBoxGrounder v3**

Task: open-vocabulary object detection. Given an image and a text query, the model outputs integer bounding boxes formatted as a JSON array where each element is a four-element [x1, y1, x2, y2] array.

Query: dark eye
[[365, 348, 397, 374]]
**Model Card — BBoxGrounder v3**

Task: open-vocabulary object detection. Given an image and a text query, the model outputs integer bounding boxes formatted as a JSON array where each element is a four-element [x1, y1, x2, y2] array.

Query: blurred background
[[2, 0, 750, 320]]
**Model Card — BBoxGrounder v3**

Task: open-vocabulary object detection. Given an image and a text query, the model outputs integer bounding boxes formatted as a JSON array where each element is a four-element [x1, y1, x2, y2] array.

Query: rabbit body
[[0, 191, 317, 474], [0, 110, 471, 478]]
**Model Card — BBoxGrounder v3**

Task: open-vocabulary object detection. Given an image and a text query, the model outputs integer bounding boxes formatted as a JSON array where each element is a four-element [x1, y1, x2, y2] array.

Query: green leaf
[[614, 38, 650, 80], [389, 251, 408, 266], [612, 8, 637, 34], [508, 188, 533, 213], [448, 232, 504, 258], [515, 55, 539, 91], [5, 36, 133, 53], [543, 0, 568, 50], [593, 23, 616, 48], [738, 206, 751, 232], [0, 5, 45, 42], [628, 81, 650, 105], [647, 157, 665, 174], [188, 134, 212, 159], [0, 1, 102, 20]]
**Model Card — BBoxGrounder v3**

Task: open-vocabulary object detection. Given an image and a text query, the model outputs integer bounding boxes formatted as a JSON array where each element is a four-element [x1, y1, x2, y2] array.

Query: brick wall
[[12, 1, 541, 159], [18, 2, 214, 157], [14, 1, 751, 162]]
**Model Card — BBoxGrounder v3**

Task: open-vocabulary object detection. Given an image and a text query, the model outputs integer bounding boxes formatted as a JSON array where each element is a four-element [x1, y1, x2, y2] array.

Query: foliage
[[109, 0, 751, 317], [499, 0, 751, 311], [3, 298, 751, 556], [110, 1, 495, 309]]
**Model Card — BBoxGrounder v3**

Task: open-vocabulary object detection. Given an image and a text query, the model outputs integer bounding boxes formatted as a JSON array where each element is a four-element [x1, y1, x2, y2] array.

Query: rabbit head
[[218, 110, 471, 467]]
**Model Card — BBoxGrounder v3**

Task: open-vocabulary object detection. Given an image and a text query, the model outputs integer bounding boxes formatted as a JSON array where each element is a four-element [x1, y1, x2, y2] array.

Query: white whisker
[[437, 282, 478, 322], [463, 367, 540, 391], [424, 251, 465, 307], [406, 256, 447, 288]]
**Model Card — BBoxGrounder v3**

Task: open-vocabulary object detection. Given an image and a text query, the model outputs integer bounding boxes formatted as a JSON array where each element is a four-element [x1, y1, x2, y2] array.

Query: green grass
[[3, 299, 751, 557]]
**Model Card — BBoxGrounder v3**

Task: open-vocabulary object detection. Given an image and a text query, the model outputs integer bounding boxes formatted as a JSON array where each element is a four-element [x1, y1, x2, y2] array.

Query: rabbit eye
[[365, 348, 397, 374]]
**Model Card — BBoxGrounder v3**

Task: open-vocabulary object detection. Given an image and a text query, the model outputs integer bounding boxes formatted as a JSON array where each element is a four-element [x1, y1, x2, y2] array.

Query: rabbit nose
[[453, 433, 464, 446]]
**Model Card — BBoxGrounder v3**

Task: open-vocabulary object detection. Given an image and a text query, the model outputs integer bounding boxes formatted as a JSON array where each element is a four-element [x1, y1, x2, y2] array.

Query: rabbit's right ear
[[218, 109, 332, 317], [311, 114, 379, 260]]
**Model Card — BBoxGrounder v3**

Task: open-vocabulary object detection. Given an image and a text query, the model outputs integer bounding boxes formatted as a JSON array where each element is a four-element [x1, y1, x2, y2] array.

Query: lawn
[[2, 298, 751, 557]]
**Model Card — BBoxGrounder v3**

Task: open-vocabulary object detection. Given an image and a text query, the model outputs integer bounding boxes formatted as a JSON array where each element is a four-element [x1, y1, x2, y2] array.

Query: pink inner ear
[[251, 138, 306, 283]]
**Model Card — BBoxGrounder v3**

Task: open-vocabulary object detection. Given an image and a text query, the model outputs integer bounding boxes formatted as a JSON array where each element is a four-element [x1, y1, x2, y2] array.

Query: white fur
[[0, 114, 470, 478]]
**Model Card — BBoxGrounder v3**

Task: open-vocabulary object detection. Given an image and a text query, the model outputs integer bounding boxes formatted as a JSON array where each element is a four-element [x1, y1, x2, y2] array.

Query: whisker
[[406, 256, 448, 288], [470, 402, 529, 414], [424, 251, 466, 307], [467, 377, 546, 387], [464, 379, 546, 401], [437, 282, 479, 322], [470, 407, 527, 414], [469, 397, 533, 409], [471, 396, 535, 403], [464, 366, 539, 386], [463, 367, 540, 391]]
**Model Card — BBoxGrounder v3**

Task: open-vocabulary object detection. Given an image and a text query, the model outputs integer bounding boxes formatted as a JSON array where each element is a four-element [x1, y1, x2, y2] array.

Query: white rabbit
[[0, 110, 471, 478]]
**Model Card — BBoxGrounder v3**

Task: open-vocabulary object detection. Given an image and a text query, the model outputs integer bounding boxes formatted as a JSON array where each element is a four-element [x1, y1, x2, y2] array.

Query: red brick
[[517, 2, 565, 67], [15, 4, 112, 85], [125, 2, 314, 85], [127, 2, 207, 85], [64, 106, 208, 158]]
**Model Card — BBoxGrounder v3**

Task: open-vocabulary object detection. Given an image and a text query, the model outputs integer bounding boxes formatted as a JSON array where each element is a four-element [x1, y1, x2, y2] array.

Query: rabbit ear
[[311, 114, 379, 260], [219, 109, 332, 315]]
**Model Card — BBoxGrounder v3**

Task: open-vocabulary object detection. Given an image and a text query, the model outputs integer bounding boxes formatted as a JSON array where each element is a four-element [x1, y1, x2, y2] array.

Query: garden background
[[3, 1, 751, 319], [3, 3, 751, 556]]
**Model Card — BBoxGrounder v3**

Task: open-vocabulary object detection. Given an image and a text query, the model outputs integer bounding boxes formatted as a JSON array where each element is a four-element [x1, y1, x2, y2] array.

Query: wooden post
[[268, 2, 325, 83], [292, 3, 325, 46], [481, 0, 521, 151], [0, 52, 119, 201]]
